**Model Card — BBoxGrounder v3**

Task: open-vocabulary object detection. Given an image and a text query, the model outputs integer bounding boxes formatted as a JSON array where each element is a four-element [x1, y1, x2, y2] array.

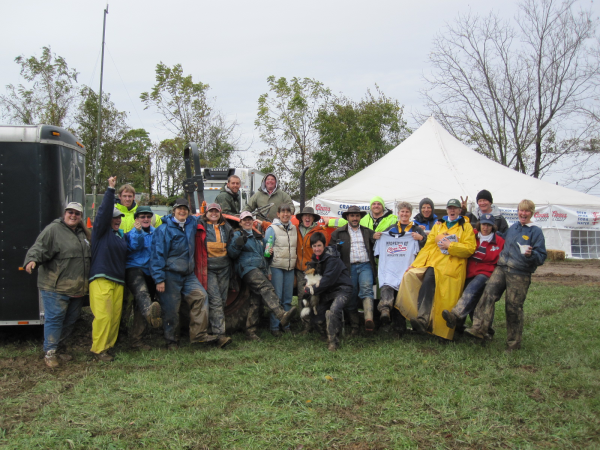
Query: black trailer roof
[[0, 124, 86, 154]]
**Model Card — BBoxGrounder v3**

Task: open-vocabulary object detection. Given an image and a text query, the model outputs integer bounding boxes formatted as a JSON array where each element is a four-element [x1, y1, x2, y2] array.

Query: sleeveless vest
[[270, 222, 298, 270]]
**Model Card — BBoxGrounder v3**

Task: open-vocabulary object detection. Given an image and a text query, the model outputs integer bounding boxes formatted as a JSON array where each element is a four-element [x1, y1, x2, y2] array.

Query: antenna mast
[[91, 4, 108, 222]]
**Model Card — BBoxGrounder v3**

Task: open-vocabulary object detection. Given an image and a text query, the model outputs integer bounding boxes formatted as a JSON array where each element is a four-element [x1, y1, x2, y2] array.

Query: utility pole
[[91, 4, 108, 222]]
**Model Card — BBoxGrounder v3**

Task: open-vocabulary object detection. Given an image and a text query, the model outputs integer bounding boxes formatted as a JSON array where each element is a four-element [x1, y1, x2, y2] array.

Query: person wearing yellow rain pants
[[395, 199, 476, 340]]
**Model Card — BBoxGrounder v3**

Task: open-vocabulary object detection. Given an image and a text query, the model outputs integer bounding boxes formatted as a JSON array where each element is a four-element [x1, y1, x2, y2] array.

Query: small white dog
[[300, 267, 322, 318]]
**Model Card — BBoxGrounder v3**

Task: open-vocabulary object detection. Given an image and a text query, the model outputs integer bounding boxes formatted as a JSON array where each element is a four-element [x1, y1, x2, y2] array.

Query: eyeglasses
[[66, 210, 82, 216], [138, 214, 153, 219]]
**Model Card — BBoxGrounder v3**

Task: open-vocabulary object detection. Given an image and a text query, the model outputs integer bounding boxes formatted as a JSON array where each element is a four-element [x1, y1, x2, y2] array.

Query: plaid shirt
[[349, 226, 369, 264]]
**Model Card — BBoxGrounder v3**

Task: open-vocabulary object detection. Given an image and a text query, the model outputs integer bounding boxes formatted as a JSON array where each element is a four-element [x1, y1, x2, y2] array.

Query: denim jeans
[[41, 290, 83, 353], [158, 271, 210, 344], [452, 274, 489, 319], [269, 267, 294, 331], [346, 262, 374, 313]]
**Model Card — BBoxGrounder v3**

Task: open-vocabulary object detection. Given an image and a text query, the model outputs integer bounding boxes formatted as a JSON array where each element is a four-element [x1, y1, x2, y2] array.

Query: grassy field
[[1, 281, 599, 449]]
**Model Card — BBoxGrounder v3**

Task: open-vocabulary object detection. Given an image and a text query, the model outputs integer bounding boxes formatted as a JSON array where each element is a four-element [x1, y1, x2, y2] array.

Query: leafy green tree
[[310, 88, 410, 196], [113, 129, 152, 192], [149, 138, 186, 199], [74, 86, 129, 192], [140, 63, 237, 167], [0, 46, 79, 127], [255, 76, 331, 197]]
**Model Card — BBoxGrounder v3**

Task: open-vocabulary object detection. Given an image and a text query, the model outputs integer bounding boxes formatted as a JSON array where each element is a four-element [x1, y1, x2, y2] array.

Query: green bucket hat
[[134, 205, 154, 218]]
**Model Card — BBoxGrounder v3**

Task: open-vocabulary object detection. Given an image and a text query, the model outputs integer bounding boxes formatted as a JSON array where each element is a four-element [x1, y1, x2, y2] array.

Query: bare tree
[[421, 0, 600, 179], [140, 63, 239, 167]]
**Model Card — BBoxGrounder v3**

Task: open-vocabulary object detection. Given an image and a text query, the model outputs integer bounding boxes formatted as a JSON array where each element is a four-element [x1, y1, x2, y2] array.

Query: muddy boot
[[216, 335, 233, 349], [94, 351, 114, 362], [246, 330, 261, 342], [132, 344, 152, 351], [442, 309, 458, 329], [56, 345, 73, 362], [326, 311, 338, 351], [363, 298, 375, 332], [380, 306, 391, 325], [314, 320, 328, 341], [410, 317, 427, 335], [44, 350, 59, 368], [277, 306, 297, 328], [392, 309, 407, 338], [147, 301, 163, 328], [349, 310, 360, 336], [299, 319, 312, 336], [464, 327, 486, 340]]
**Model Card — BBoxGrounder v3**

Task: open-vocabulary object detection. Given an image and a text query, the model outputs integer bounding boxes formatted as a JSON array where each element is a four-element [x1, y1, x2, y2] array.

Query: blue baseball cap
[[479, 214, 495, 225]]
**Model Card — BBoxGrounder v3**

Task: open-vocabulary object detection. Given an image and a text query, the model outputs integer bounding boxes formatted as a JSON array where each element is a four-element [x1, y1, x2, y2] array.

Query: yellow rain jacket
[[395, 217, 476, 340]]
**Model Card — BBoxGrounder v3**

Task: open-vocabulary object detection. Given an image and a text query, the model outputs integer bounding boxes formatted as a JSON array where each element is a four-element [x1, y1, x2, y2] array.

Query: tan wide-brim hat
[[342, 205, 367, 220], [295, 206, 321, 222]]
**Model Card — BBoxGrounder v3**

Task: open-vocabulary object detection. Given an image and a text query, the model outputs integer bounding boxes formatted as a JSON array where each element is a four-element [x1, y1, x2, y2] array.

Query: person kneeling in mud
[[227, 211, 296, 341], [303, 232, 353, 352]]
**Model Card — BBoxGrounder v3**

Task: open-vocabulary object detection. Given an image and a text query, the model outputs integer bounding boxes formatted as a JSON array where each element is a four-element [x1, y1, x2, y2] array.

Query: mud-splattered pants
[[90, 278, 124, 354], [207, 266, 230, 336], [451, 274, 489, 320], [158, 271, 210, 345], [125, 268, 157, 347], [243, 269, 285, 334], [40, 290, 83, 353], [379, 285, 407, 333], [315, 289, 351, 346], [471, 266, 532, 349]]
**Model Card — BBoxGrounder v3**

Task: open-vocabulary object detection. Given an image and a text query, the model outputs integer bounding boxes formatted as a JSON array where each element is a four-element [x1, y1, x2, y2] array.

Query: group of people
[[24, 170, 547, 367]]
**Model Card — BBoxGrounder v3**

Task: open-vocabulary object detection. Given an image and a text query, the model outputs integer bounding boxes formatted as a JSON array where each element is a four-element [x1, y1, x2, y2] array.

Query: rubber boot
[[299, 318, 312, 336], [349, 310, 360, 336], [326, 311, 338, 351], [363, 298, 375, 332]]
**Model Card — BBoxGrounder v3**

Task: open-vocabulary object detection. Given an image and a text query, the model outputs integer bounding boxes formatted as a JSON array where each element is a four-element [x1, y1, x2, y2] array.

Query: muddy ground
[[531, 258, 600, 285], [1, 259, 599, 435]]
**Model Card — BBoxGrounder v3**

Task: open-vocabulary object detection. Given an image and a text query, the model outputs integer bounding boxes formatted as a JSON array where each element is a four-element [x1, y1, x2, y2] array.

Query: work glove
[[235, 234, 248, 247]]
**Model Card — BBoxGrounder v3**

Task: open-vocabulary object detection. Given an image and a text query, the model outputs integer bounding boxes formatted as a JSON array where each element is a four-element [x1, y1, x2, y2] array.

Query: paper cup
[[519, 244, 530, 254]]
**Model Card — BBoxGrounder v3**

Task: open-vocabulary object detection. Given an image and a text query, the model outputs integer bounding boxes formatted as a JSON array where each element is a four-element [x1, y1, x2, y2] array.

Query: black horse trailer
[[0, 125, 86, 325]]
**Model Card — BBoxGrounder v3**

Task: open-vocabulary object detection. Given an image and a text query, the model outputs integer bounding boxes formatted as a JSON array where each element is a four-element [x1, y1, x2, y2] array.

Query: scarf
[[478, 232, 494, 244]]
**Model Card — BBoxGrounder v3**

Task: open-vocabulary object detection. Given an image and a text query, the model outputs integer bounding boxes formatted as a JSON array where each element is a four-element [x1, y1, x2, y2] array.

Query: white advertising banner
[[499, 205, 600, 231], [314, 198, 600, 231], [313, 198, 395, 218]]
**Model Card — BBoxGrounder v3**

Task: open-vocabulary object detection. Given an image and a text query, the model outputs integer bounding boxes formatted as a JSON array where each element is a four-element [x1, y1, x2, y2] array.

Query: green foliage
[[255, 75, 332, 198], [74, 86, 129, 192], [311, 87, 410, 196], [141, 63, 237, 167], [1, 281, 599, 448], [149, 138, 187, 199], [0, 46, 79, 127], [113, 128, 152, 191]]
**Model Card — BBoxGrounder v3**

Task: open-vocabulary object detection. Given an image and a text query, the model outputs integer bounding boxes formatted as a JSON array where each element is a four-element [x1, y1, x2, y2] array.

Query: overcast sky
[[2, 0, 599, 196]]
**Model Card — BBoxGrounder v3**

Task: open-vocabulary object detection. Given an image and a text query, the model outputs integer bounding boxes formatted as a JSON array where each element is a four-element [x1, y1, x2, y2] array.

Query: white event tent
[[311, 117, 600, 258]]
